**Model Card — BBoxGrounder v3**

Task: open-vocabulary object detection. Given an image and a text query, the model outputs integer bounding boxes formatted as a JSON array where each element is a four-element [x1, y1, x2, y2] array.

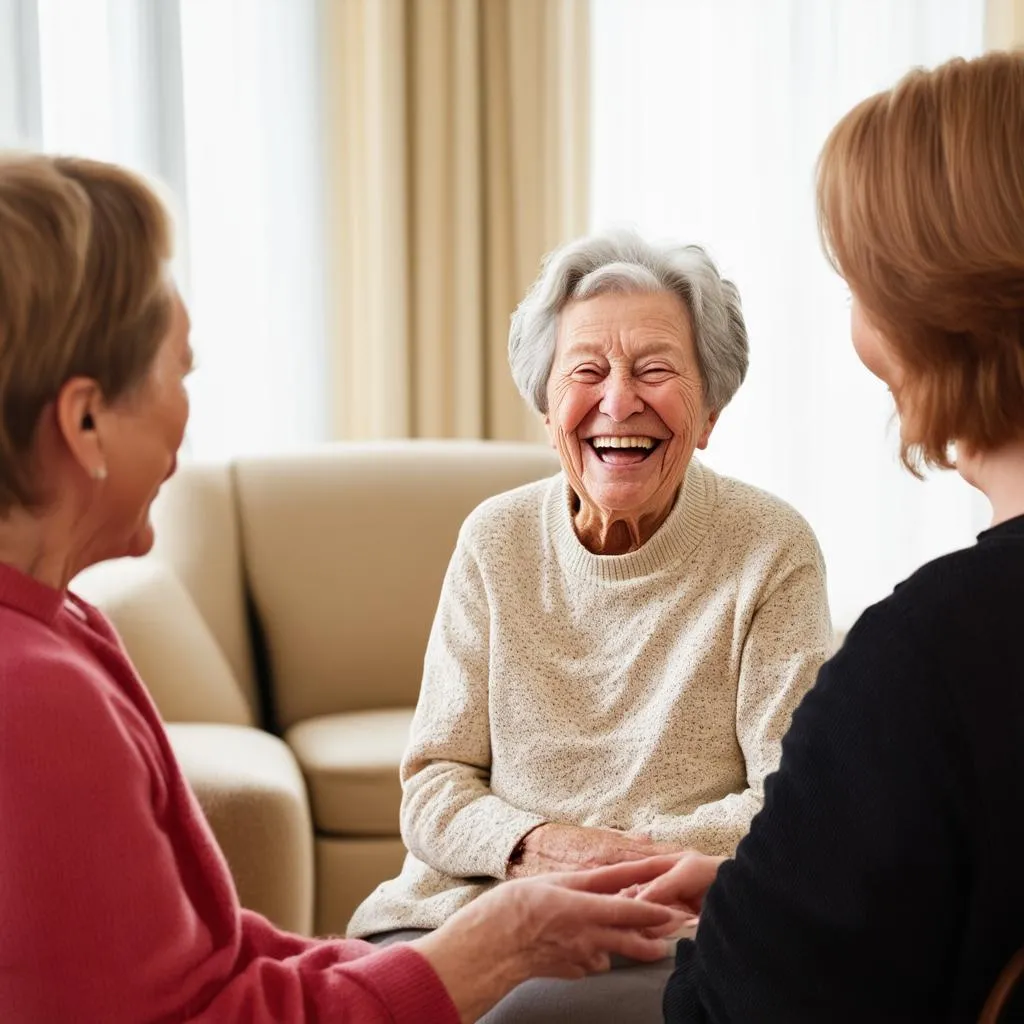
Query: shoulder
[[814, 555, 971, 723], [846, 538, 1012, 666], [711, 468, 820, 548], [457, 473, 561, 552], [890, 537, 1008, 611], [784, 596, 958, 798], [0, 613, 116, 738], [704, 465, 824, 571], [0, 619, 157, 825]]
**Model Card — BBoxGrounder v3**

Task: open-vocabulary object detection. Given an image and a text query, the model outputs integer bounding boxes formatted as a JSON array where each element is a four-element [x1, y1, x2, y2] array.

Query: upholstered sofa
[[74, 440, 559, 938]]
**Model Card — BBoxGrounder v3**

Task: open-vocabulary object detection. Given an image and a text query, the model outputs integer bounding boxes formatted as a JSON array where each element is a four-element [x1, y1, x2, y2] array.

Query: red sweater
[[0, 563, 459, 1024]]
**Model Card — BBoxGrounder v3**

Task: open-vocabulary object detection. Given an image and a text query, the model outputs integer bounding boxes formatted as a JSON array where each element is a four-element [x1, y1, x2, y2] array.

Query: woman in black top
[[654, 50, 1024, 1023]]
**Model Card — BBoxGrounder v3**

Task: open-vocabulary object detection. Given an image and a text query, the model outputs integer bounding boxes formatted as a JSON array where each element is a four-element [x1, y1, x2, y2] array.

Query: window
[[2, 0, 328, 460], [590, 0, 989, 627]]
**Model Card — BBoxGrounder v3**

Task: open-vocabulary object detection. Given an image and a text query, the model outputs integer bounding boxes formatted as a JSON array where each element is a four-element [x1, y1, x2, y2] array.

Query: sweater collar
[[978, 511, 1024, 542], [548, 457, 717, 582], [0, 561, 66, 625]]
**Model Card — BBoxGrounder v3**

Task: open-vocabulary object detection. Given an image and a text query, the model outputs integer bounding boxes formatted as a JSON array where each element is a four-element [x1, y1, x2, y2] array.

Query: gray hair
[[508, 229, 749, 414]]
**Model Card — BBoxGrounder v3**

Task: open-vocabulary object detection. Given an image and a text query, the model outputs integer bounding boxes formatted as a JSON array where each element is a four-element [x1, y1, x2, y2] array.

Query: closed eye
[[638, 367, 675, 382], [572, 366, 605, 381]]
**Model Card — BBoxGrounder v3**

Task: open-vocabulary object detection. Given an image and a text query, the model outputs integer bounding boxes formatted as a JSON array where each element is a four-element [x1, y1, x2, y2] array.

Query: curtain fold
[[323, 0, 589, 442]]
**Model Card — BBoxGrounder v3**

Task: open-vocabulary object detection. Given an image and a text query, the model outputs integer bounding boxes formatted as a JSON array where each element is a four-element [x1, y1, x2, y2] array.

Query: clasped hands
[[507, 821, 724, 926], [413, 823, 725, 1024]]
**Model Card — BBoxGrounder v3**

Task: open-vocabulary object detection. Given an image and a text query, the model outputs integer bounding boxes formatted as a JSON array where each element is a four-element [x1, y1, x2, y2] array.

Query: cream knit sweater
[[348, 459, 832, 938]]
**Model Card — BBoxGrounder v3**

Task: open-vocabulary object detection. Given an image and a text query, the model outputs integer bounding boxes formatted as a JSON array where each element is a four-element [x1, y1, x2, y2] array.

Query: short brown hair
[[817, 50, 1024, 472], [0, 153, 173, 512]]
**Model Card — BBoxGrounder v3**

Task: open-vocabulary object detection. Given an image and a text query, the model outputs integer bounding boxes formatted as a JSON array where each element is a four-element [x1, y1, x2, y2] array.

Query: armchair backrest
[[233, 440, 559, 729], [149, 460, 260, 717]]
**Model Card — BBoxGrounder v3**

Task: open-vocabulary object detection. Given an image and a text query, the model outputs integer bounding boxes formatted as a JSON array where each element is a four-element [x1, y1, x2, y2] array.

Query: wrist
[[507, 822, 550, 876], [414, 929, 525, 1024]]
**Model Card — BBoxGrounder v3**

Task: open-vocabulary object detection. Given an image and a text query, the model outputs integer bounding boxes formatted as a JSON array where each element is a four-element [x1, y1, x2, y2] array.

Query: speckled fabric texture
[[347, 459, 832, 938]]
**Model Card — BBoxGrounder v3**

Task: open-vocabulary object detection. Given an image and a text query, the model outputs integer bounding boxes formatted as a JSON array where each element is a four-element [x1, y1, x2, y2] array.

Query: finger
[[556, 855, 687, 894], [635, 856, 722, 907], [638, 889, 704, 917], [590, 927, 676, 964], [637, 879, 703, 909], [563, 891, 680, 929], [642, 910, 697, 939]]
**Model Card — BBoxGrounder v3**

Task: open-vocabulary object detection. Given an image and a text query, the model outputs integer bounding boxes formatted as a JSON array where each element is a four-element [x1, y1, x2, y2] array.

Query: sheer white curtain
[[0, 0, 327, 460], [590, 0, 988, 629]]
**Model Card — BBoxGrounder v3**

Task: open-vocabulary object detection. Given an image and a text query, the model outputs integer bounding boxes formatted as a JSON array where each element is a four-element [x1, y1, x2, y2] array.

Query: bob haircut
[[817, 51, 1024, 472]]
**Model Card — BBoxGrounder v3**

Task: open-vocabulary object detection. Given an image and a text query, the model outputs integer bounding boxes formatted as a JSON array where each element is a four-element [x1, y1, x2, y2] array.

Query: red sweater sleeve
[[193, 912, 457, 1023], [0, 636, 458, 1024]]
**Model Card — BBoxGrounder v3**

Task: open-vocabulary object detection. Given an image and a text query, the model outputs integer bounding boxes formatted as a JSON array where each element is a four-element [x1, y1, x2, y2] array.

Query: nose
[[598, 370, 644, 422]]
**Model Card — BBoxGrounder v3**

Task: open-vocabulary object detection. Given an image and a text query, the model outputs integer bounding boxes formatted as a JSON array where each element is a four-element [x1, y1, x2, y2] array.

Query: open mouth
[[586, 436, 664, 465]]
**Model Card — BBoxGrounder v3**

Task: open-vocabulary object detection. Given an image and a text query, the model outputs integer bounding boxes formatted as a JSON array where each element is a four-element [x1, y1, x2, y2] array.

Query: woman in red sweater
[[0, 153, 687, 1024]]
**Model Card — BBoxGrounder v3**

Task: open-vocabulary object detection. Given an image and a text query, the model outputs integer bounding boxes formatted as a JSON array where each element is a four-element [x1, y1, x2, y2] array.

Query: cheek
[[852, 329, 886, 381], [649, 382, 704, 438], [850, 306, 899, 387], [548, 378, 596, 432], [171, 389, 190, 446], [139, 391, 188, 479]]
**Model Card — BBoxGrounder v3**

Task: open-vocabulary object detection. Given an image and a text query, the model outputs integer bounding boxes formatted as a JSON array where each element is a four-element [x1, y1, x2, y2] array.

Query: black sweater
[[664, 513, 1024, 1023]]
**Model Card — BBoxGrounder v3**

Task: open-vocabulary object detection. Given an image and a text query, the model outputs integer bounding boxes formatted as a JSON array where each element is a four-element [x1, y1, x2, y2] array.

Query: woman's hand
[[506, 822, 681, 878], [413, 855, 690, 1024], [634, 850, 726, 917]]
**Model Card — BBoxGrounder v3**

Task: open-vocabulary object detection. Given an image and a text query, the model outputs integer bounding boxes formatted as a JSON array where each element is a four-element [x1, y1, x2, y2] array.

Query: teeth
[[591, 436, 655, 450]]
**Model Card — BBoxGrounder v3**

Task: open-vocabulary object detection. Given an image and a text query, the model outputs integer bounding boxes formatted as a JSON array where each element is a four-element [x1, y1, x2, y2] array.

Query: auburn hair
[[0, 153, 173, 512], [817, 50, 1024, 472]]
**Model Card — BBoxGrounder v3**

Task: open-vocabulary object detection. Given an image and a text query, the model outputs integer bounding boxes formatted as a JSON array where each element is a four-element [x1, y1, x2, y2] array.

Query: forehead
[[556, 290, 692, 355], [152, 289, 192, 365]]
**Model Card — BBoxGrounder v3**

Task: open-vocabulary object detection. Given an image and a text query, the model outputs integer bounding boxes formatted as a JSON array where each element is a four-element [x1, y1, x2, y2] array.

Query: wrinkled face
[[95, 290, 193, 559], [545, 290, 717, 518]]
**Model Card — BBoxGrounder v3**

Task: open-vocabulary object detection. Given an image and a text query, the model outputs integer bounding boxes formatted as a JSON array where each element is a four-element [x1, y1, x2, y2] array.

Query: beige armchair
[[74, 440, 558, 937]]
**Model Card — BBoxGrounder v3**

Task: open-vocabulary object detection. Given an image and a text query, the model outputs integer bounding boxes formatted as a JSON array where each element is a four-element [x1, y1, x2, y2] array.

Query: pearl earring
[[92, 465, 108, 481]]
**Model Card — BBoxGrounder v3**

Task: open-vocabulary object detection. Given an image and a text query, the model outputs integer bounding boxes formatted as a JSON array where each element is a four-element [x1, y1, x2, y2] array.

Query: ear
[[54, 377, 108, 479], [696, 408, 720, 451], [543, 412, 559, 451]]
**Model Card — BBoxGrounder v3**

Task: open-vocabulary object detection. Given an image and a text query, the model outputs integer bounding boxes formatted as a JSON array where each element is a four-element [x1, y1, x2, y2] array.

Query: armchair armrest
[[73, 558, 253, 726]]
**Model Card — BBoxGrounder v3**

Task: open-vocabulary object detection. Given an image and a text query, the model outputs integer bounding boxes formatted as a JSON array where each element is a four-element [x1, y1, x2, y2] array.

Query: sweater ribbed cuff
[[476, 804, 548, 879], [341, 944, 460, 1024]]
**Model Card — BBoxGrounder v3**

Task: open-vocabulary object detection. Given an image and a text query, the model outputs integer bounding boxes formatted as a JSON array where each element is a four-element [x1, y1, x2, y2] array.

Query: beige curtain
[[322, 0, 589, 442], [987, 0, 1024, 46]]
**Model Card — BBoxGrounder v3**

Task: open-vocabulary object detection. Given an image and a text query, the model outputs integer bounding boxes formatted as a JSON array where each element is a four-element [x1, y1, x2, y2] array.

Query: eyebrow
[[561, 337, 682, 359]]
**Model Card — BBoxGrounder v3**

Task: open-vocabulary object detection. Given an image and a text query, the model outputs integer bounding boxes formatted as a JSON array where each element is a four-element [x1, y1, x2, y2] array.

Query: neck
[[959, 438, 1024, 527], [573, 494, 675, 555], [0, 507, 81, 590]]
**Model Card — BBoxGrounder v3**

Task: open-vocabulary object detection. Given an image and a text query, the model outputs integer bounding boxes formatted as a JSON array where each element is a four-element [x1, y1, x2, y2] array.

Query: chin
[[124, 520, 157, 559], [585, 481, 660, 514]]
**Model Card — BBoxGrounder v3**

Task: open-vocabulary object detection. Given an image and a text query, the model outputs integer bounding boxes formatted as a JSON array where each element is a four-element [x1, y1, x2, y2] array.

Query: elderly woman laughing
[[349, 231, 833, 1021]]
